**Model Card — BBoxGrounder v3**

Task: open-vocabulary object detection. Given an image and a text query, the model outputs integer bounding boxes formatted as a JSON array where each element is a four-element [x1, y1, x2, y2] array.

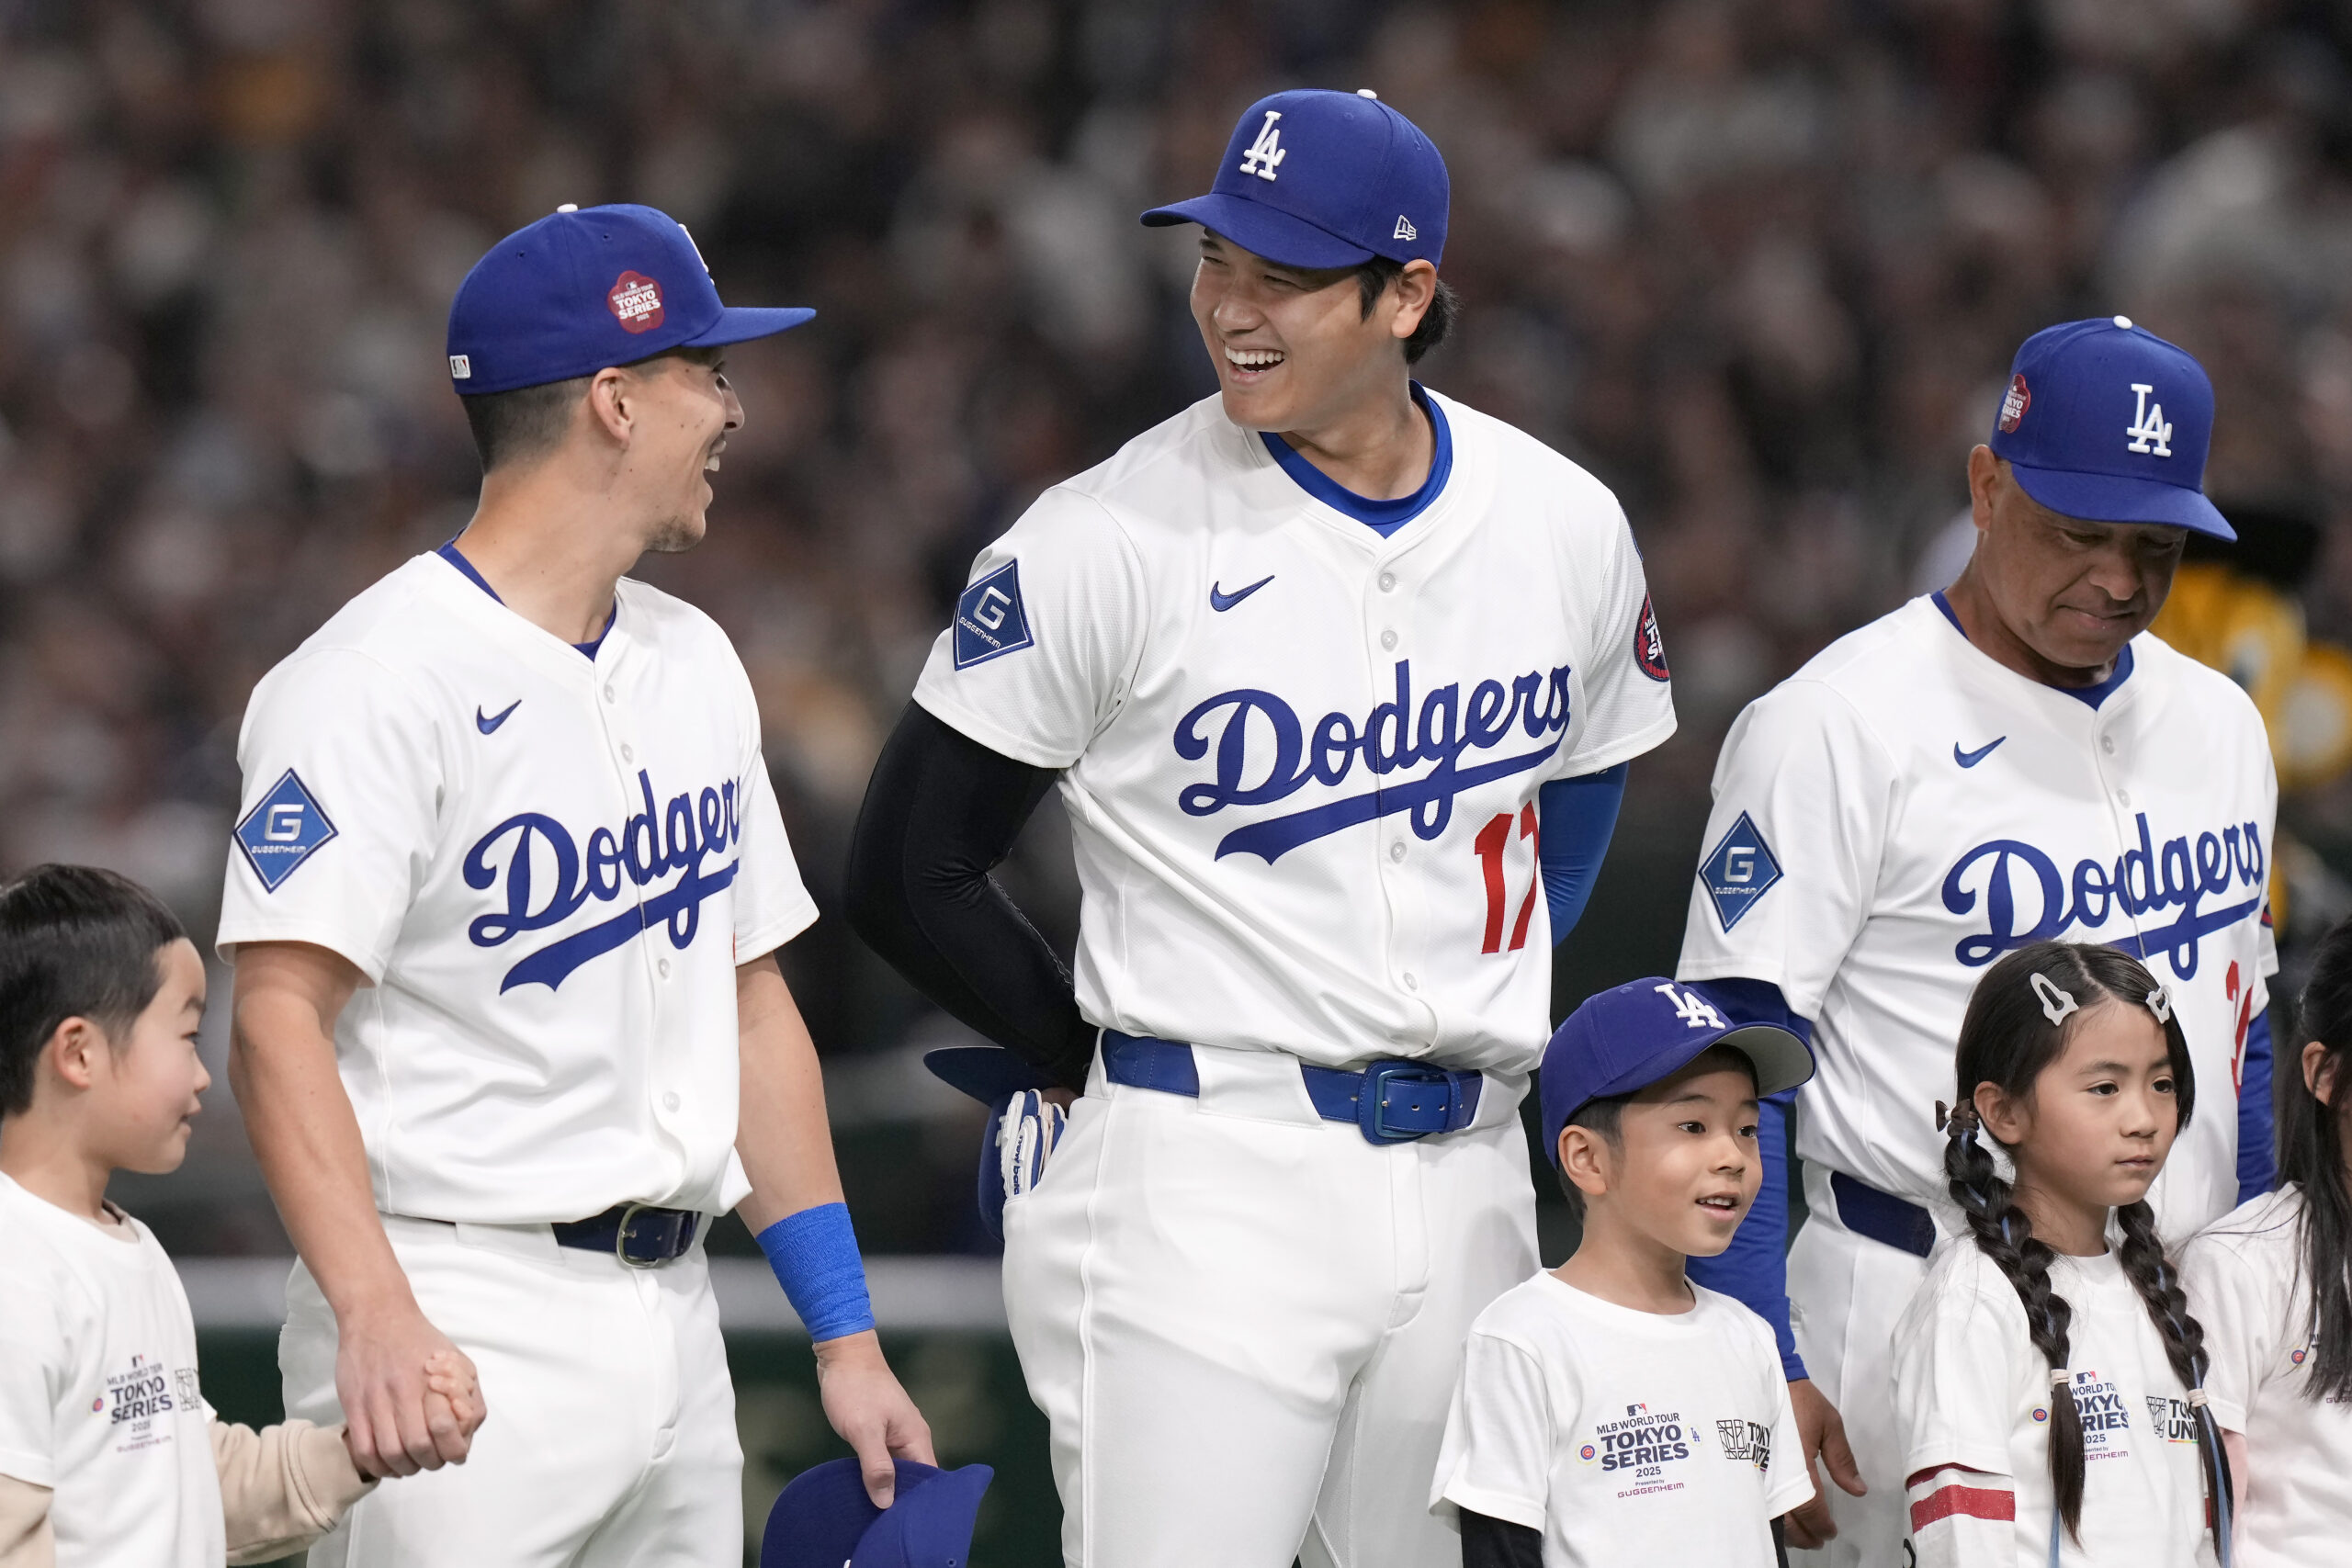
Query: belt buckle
[[1358, 1060, 1453, 1145], [613, 1202, 670, 1269]]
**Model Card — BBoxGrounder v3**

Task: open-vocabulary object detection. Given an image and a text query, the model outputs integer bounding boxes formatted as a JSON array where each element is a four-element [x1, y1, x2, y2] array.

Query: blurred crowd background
[[8, 0, 2352, 1258]]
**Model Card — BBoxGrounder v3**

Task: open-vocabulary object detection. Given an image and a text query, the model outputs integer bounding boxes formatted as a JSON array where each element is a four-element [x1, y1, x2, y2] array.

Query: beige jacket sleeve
[[0, 1475, 51, 1568], [211, 1417, 377, 1565]]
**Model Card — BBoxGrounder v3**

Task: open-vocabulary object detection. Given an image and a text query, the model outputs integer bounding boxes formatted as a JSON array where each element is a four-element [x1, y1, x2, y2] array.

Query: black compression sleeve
[[1458, 1509, 1544, 1568], [845, 702, 1094, 1089]]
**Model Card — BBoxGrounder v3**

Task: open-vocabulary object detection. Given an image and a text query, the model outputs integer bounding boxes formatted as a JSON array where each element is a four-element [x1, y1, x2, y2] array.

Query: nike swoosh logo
[[477, 700, 522, 735], [1954, 736, 2007, 768], [1210, 574, 1275, 612]]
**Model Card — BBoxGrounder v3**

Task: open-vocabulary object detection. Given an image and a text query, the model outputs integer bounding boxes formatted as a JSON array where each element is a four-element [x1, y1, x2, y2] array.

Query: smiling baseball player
[[219, 204, 931, 1568], [1675, 317, 2278, 1565], [847, 90, 1675, 1567]]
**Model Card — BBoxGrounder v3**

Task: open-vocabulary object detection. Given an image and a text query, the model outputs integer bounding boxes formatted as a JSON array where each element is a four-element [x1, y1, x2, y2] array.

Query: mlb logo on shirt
[[1699, 812, 1782, 931], [233, 769, 339, 892], [952, 560, 1035, 670]]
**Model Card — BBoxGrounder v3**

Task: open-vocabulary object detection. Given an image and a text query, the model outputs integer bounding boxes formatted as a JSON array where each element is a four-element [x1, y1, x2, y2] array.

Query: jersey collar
[[1260, 381, 1453, 538], [1929, 589, 2134, 710], [437, 538, 616, 660]]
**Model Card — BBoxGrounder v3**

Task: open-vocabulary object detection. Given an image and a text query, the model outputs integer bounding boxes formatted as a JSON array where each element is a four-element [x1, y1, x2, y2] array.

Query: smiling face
[[1188, 231, 1432, 436], [1559, 1048, 1764, 1259], [89, 939, 209, 1176], [1979, 997, 2180, 1223], [608, 345, 742, 555], [1963, 446, 2188, 674]]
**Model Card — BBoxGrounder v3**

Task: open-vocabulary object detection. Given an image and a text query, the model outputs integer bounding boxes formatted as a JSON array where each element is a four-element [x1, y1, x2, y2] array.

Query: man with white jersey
[[1674, 317, 2278, 1565], [846, 90, 1676, 1567], [220, 204, 931, 1568]]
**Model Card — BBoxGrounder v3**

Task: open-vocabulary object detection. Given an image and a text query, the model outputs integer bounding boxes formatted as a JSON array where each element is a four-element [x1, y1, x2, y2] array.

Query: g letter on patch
[[1700, 810, 1781, 931], [952, 560, 1035, 669], [233, 769, 339, 892]]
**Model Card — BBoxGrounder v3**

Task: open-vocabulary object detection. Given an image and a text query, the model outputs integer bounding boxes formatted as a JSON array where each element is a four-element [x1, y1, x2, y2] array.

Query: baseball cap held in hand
[[1540, 978, 1814, 1170], [762, 1458, 993, 1568]]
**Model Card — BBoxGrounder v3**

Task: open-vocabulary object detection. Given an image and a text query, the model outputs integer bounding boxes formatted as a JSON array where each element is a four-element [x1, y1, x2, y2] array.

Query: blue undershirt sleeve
[[1536, 764, 1627, 944], [1681, 976, 1811, 1382], [2237, 1009, 2277, 1203]]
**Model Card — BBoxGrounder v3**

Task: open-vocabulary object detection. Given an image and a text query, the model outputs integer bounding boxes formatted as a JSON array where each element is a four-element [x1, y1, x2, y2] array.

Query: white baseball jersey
[[0, 1178, 221, 1568], [2180, 1186, 2352, 1568], [1678, 595, 2277, 1237], [217, 552, 817, 1224], [1894, 1239, 2220, 1567], [1430, 1274, 1812, 1566], [911, 388, 1677, 1073]]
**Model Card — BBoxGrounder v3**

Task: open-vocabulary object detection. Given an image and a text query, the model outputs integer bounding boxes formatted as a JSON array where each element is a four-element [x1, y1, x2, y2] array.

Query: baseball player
[[1675, 317, 2278, 1565], [846, 90, 1676, 1567], [219, 204, 931, 1567]]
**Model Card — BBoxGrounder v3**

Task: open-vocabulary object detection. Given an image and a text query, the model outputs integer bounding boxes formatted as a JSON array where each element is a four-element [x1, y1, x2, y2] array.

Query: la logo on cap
[[608, 270, 664, 333]]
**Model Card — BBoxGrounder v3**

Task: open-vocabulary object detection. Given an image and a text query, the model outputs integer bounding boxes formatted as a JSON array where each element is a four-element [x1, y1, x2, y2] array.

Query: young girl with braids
[[2179, 913, 2352, 1565], [1890, 941, 2233, 1566]]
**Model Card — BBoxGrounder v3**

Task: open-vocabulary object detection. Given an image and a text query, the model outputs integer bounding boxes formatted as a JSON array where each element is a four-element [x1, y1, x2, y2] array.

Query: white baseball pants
[[1785, 1161, 1933, 1568], [279, 1213, 743, 1568], [1003, 1043, 1539, 1568]]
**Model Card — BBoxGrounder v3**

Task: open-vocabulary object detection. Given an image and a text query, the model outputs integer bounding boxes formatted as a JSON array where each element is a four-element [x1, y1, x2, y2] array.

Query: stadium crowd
[[5, 0, 2352, 1249]]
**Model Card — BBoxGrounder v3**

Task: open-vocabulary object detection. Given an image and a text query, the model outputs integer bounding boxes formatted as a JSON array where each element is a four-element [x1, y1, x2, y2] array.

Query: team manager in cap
[[1672, 317, 2278, 1564]]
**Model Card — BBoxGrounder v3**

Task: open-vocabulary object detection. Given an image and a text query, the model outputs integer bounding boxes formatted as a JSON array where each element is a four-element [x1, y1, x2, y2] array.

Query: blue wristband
[[754, 1202, 876, 1342]]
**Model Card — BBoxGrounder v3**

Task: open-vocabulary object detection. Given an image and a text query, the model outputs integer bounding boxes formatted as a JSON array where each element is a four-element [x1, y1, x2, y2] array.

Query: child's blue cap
[[1141, 88, 1447, 270], [1540, 978, 1814, 1170], [1987, 316, 2234, 540], [761, 1458, 993, 1568], [447, 203, 814, 396]]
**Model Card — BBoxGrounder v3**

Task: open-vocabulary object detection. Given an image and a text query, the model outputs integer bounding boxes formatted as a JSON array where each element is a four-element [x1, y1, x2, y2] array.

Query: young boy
[[1430, 976, 1817, 1567], [0, 864, 478, 1566]]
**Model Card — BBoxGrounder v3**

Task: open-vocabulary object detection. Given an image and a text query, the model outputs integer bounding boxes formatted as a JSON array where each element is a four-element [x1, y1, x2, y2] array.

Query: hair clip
[[2146, 985, 2173, 1023], [2030, 972, 2078, 1027]]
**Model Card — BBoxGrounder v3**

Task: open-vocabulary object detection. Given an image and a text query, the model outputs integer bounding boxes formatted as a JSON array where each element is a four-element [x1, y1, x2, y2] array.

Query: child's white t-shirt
[[2180, 1185, 2351, 1568], [0, 1173, 223, 1566], [1892, 1235, 2218, 1567], [1430, 1270, 1813, 1567]]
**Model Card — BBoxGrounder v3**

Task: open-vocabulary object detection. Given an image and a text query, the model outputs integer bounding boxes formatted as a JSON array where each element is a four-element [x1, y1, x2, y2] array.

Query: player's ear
[[2306, 1039, 2335, 1106], [585, 365, 636, 447], [1387, 260, 1438, 342]]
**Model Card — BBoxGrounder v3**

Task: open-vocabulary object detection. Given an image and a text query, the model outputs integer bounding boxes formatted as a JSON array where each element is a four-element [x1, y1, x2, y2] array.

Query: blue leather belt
[[1829, 1170, 1936, 1258], [552, 1202, 701, 1268], [1102, 1030, 1484, 1145]]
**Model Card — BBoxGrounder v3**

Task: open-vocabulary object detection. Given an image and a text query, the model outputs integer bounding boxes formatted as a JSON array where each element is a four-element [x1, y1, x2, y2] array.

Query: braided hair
[[1944, 941, 2230, 1557]]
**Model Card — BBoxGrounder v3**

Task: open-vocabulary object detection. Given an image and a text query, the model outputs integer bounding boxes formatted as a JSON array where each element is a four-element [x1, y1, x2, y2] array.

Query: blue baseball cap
[[1988, 316, 2234, 540], [1539, 978, 1814, 1170], [1141, 88, 1447, 270], [447, 203, 814, 397], [761, 1459, 993, 1568]]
